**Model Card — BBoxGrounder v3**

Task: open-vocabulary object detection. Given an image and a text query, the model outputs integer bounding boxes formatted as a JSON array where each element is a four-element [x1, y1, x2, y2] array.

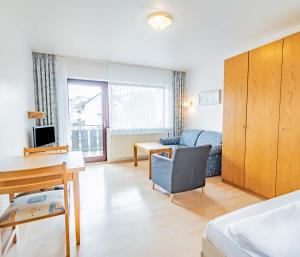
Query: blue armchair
[[151, 145, 212, 200]]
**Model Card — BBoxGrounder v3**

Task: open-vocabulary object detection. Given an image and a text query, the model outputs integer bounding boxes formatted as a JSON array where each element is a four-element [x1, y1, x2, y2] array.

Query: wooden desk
[[0, 151, 85, 246], [133, 142, 172, 179]]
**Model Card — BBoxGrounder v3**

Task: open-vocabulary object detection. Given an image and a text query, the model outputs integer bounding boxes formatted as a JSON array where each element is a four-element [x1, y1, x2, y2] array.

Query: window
[[68, 79, 108, 161], [109, 82, 172, 131]]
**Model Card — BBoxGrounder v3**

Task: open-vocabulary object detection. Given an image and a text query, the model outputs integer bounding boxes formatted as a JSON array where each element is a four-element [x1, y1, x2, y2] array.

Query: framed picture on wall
[[199, 89, 221, 105]]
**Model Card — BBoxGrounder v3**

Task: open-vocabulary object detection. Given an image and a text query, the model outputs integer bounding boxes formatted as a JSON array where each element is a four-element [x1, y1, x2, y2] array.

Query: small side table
[[133, 142, 172, 179]]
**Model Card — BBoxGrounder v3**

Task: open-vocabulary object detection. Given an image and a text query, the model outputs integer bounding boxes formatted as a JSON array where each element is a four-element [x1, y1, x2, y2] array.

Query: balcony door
[[68, 79, 108, 162]]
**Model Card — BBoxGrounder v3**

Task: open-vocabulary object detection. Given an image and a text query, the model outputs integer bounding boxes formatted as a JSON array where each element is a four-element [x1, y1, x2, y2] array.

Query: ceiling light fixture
[[148, 13, 172, 31]]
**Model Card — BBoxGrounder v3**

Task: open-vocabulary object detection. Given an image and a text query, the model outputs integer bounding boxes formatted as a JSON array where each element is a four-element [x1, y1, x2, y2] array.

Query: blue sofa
[[160, 129, 222, 177]]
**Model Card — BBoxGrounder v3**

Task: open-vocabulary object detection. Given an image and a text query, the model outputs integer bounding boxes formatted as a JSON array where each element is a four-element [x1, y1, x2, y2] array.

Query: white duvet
[[224, 201, 300, 257]]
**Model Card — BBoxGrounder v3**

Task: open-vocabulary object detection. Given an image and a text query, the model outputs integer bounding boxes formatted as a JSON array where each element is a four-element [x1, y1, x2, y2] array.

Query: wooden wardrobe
[[222, 53, 248, 187], [222, 32, 300, 198]]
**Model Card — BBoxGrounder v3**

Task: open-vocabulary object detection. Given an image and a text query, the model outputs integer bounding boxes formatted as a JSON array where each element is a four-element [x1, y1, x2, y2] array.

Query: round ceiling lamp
[[148, 13, 172, 31]]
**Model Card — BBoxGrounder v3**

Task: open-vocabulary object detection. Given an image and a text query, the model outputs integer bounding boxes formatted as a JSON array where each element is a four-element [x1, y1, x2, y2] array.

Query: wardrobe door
[[222, 53, 249, 186], [276, 33, 300, 196], [245, 40, 283, 198]]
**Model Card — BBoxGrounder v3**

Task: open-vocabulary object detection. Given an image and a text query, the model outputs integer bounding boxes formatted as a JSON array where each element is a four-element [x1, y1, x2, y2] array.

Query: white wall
[[66, 57, 108, 81], [107, 63, 172, 86], [185, 24, 300, 133], [0, 1, 34, 213], [184, 58, 224, 132], [66, 56, 172, 86], [107, 130, 168, 162], [0, 1, 34, 156]]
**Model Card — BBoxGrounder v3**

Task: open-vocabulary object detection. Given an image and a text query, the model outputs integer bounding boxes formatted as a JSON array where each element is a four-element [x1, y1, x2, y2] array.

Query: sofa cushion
[[160, 137, 180, 145], [179, 129, 203, 146], [196, 130, 222, 147], [0, 190, 64, 228]]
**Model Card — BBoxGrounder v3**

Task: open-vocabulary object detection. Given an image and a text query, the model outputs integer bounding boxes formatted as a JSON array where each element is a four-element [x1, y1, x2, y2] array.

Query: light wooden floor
[[6, 161, 262, 257]]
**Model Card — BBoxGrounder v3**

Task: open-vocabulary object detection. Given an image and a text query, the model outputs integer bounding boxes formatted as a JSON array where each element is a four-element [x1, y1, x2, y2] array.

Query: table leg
[[167, 148, 173, 159], [73, 173, 81, 246], [133, 145, 138, 166], [149, 151, 152, 180], [8, 194, 18, 245], [0, 230, 2, 257]]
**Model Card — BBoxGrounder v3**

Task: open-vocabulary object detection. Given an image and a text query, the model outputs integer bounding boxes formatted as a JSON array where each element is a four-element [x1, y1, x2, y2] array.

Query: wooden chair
[[13, 145, 70, 199], [23, 145, 69, 156], [0, 163, 70, 257]]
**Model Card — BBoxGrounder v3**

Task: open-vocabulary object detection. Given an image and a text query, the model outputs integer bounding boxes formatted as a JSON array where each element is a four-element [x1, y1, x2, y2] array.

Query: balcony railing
[[71, 125, 103, 157]]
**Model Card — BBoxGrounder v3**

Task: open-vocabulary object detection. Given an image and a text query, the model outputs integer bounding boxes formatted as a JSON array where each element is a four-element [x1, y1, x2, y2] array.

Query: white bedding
[[203, 190, 300, 257]]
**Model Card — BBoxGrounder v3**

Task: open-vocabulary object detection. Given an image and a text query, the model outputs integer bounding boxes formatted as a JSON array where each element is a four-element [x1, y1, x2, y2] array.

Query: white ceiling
[[3, 0, 300, 70]]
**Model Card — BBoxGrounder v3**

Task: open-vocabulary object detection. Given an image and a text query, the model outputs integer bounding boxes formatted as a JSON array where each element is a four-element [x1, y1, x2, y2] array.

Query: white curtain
[[109, 82, 172, 132], [56, 56, 70, 145]]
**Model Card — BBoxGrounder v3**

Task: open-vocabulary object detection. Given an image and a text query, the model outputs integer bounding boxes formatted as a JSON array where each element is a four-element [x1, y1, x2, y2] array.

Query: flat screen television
[[33, 125, 56, 147]]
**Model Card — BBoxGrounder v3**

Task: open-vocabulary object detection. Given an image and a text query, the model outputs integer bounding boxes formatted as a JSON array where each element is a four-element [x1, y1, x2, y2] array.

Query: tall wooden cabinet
[[245, 40, 283, 198], [222, 32, 300, 198], [222, 53, 248, 187], [276, 33, 300, 196]]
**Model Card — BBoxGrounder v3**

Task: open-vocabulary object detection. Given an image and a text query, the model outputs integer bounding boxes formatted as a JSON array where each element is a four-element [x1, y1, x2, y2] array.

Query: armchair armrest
[[160, 137, 180, 145], [152, 154, 173, 170], [151, 154, 173, 192], [210, 144, 222, 155]]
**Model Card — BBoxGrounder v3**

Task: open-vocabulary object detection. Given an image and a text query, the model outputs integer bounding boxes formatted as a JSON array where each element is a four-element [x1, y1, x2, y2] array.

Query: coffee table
[[133, 142, 172, 179]]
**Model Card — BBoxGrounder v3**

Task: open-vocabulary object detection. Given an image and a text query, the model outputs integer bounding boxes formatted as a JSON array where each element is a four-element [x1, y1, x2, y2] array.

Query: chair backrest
[[24, 145, 69, 156], [0, 163, 68, 195], [179, 129, 203, 146], [172, 145, 212, 190], [196, 131, 222, 146]]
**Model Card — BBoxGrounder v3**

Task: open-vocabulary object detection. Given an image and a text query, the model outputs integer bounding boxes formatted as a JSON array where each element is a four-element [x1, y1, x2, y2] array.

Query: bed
[[201, 190, 300, 257]]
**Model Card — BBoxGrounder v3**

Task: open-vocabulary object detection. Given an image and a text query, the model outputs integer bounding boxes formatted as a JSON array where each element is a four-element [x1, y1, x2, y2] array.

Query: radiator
[[106, 129, 169, 162]]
